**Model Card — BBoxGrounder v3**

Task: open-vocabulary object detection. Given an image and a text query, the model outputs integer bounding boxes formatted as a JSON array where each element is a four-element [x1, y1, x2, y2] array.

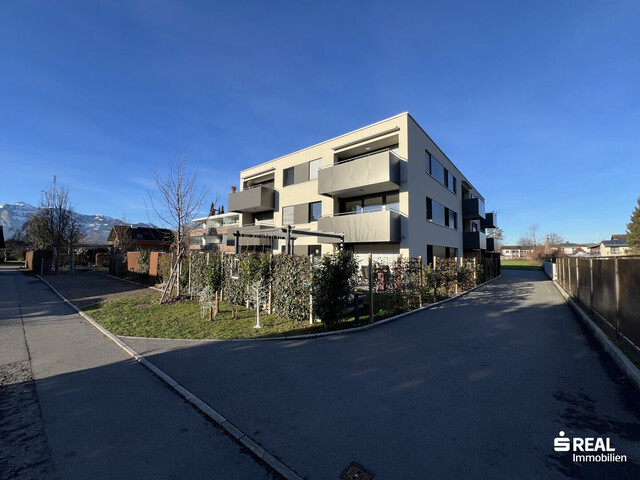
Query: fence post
[[368, 253, 374, 323], [309, 255, 314, 325], [567, 258, 572, 292], [188, 253, 192, 298], [433, 256, 437, 300], [614, 257, 620, 337], [454, 257, 459, 295], [589, 259, 594, 309], [419, 256, 423, 308], [472, 257, 477, 285], [575, 258, 579, 298]]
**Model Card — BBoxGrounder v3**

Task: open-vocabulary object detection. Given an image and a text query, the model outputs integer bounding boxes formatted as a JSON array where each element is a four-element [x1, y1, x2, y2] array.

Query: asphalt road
[[123, 270, 640, 479], [0, 269, 277, 480]]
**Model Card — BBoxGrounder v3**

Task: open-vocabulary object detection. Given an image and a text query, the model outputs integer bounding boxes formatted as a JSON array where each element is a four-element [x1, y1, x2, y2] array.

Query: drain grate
[[339, 461, 374, 480]]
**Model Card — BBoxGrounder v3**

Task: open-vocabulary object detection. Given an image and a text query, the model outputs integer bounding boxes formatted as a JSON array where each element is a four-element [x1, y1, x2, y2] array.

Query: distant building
[[557, 242, 592, 255], [500, 245, 533, 259], [107, 225, 174, 251], [189, 212, 239, 252], [590, 234, 631, 257]]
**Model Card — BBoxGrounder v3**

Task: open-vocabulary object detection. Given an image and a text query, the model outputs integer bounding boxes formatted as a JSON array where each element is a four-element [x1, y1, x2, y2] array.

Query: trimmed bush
[[312, 251, 358, 328]]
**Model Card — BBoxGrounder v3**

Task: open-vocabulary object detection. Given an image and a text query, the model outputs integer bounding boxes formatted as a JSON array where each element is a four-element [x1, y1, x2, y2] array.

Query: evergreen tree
[[627, 196, 640, 252]]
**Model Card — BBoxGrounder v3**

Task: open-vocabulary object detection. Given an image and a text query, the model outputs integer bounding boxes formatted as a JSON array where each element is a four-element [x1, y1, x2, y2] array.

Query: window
[[448, 209, 457, 229], [426, 150, 456, 194], [309, 159, 321, 181], [283, 167, 294, 187], [447, 171, 456, 194], [386, 193, 400, 213], [427, 197, 456, 229], [308, 201, 322, 222], [282, 206, 294, 225], [339, 192, 399, 214], [611, 247, 620, 254]]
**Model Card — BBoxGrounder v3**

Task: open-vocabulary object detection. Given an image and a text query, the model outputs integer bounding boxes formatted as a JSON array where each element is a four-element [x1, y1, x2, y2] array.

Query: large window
[[283, 167, 294, 187], [426, 150, 456, 195], [282, 206, 294, 225], [308, 201, 322, 222], [426, 197, 457, 229], [309, 159, 321, 181], [339, 192, 400, 214], [426, 245, 459, 265]]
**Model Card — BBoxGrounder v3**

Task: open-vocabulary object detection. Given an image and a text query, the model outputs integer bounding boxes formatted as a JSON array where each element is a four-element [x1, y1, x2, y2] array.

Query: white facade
[[228, 113, 495, 264]]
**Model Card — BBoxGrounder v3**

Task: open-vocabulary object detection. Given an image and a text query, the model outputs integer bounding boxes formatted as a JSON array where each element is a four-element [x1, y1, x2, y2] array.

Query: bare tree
[[149, 154, 207, 297], [519, 224, 540, 260], [544, 232, 564, 254], [24, 176, 84, 273]]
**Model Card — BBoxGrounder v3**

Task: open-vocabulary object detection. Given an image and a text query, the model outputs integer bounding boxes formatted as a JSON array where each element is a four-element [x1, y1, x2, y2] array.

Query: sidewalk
[[1, 270, 277, 480]]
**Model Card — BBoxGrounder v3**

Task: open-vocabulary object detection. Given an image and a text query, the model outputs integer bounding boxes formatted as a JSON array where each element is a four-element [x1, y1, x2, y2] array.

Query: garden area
[[83, 251, 501, 339]]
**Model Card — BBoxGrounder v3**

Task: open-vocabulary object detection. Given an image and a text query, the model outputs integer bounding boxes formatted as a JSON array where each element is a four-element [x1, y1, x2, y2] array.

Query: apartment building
[[227, 112, 497, 264], [189, 212, 239, 252]]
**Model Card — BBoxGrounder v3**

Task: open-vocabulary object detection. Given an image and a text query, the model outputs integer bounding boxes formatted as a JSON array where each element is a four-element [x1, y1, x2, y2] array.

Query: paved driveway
[[123, 270, 640, 479], [0, 269, 277, 480]]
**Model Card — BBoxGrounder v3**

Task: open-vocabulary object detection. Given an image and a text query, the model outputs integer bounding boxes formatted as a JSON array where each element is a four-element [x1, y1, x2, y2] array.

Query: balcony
[[228, 185, 275, 213], [481, 212, 497, 229], [462, 197, 485, 219], [227, 224, 275, 249], [317, 150, 401, 197], [317, 208, 401, 243], [463, 231, 487, 250], [486, 237, 496, 252]]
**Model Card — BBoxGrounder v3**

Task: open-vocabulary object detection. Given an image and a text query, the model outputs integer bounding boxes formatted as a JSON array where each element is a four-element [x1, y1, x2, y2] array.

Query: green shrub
[[312, 251, 358, 328], [272, 254, 311, 321]]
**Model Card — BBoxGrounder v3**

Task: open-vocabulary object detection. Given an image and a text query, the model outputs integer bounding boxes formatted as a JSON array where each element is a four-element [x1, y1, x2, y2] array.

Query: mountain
[[0, 202, 155, 244]]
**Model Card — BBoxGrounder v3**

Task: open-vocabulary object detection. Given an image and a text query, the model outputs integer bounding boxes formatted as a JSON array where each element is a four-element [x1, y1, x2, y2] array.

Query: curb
[[37, 275, 303, 480], [551, 280, 640, 394], [119, 274, 503, 344]]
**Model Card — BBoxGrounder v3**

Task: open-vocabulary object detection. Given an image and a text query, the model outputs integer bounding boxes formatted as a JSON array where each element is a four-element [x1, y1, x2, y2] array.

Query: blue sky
[[1, 0, 638, 245]]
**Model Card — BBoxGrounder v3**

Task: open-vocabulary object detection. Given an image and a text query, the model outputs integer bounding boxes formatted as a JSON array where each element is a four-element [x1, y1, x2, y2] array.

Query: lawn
[[500, 259, 543, 270], [84, 293, 335, 339], [82, 292, 385, 340]]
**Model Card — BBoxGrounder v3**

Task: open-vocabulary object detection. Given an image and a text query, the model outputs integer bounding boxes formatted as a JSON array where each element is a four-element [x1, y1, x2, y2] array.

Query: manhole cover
[[339, 461, 374, 480]]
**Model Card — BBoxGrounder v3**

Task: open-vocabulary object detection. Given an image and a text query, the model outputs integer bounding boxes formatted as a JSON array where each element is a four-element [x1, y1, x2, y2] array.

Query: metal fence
[[556, 256, 640, 348]]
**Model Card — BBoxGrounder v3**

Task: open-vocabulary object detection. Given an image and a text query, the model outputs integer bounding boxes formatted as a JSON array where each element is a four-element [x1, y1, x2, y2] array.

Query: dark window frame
[[283, 167, 295, 187], [308, 201, 322, 222]]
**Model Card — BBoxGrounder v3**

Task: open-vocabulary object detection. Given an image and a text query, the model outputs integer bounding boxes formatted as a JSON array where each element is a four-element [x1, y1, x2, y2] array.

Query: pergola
[[233, 224, 345, 254]]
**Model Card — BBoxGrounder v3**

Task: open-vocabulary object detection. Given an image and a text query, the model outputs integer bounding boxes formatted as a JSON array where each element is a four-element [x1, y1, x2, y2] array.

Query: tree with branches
[[24, 176, 84, 274], [627, 196, 640, 253], [519, 224, 540, 260], [149, 154, 207, 297]]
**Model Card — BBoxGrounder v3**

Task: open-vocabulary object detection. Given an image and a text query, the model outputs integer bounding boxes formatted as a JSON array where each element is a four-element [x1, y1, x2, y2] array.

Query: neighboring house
[[567, 250, 597, 258], [557, 242, 592, 255], [189, 212, 239, 253], [227, 112, 498, 264], [590, 234, 631, 257], [107, 225, 174, 251], [500, 245, 533, 259]]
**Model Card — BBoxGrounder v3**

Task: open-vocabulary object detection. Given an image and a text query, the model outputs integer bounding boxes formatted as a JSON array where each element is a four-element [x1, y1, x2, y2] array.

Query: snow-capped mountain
[[0, 202, 155, 243]]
